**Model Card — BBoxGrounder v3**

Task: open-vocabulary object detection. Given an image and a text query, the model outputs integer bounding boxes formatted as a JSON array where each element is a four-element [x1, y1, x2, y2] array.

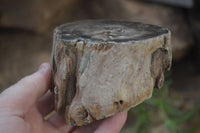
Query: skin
[[0, 63, 127, 133]]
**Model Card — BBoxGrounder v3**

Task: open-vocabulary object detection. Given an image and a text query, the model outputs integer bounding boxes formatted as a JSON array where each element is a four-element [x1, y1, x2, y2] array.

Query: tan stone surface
[[51, 20, 172, 126]]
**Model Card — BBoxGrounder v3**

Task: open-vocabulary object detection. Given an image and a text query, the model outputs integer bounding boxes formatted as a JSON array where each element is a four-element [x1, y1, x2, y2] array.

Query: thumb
[[0, 63, 52, 113]]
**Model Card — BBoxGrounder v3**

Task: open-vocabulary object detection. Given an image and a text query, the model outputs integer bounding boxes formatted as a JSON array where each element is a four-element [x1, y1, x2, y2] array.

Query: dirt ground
[[0, 30, 52, 91]]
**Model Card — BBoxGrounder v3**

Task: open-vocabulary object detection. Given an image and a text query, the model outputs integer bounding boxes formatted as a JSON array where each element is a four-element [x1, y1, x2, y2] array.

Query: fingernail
[[38, 63, 49, 73]]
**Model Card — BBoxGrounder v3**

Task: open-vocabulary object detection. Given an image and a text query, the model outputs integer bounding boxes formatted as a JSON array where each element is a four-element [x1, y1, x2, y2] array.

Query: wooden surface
[[51, 20, 172, 126]]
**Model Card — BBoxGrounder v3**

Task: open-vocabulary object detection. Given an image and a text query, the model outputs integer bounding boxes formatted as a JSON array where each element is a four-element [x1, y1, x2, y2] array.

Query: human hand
[[0, 63, 127, 133]]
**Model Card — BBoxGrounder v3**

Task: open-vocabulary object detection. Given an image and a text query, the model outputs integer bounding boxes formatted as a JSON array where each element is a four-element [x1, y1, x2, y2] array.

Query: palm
[[1, 94, 126, 133], [9, 106, 70, 133], [0, 63, 127, 133], [2, 107, 45, 133]]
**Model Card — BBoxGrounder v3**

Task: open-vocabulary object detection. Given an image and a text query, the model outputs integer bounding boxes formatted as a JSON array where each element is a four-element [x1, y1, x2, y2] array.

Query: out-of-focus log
[[85, 0, 194, 60], [0, 0, 83, 32]]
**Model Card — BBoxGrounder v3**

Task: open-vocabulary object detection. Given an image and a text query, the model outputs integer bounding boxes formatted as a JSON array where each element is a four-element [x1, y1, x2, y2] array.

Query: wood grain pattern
[[51, 20, 172, 126]]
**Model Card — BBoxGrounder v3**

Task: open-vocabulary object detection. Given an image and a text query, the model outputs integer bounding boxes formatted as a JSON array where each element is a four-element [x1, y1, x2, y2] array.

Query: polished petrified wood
[[51, 20, 172, 126]]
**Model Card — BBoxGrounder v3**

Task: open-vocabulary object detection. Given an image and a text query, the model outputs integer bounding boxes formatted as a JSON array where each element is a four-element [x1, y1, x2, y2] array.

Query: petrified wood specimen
[[51, 20, 172, 126]]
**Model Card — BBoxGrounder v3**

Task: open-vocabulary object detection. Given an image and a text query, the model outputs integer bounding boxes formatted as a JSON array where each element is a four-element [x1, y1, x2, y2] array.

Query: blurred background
[[0, 0, 200, 132]]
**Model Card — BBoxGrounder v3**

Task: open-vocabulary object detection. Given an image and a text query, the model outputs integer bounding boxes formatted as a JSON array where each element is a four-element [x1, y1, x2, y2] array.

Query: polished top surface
[[55, 20, 169, 43]]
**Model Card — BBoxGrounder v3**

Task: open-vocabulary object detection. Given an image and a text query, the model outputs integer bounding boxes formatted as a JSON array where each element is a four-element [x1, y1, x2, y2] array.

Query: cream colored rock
[[51, 20, 172, 126]]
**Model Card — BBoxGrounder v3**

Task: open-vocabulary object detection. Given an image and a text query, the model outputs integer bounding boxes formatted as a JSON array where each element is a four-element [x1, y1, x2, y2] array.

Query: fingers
[[36, 91, 54, 116], [73, 111, 127, 133], [0, 63, 52, 113], [72, 118, 103, 133], [46, 113, 75, 132], [94, 111, 127, 133], [45, 110, 127, 133]]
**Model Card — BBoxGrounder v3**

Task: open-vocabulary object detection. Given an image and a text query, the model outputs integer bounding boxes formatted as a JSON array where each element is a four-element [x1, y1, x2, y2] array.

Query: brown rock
[[51, 20, 172, 126], [0, 0, 85, 32], [85, 0, 194, 60]]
